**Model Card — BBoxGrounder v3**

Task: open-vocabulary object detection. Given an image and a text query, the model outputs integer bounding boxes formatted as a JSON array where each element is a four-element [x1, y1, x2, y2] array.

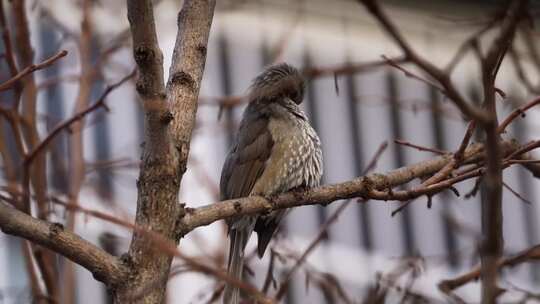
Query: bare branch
[[0, 1, 18, 77], [12, 0, 59, 298], [0, 201, 127, 287], [424, 121, 476, 186], [24, 70, 136, 168], [382, 55, 445, 94], [61, 2, 96, 301], [478, 2, 527, 302], [303, 56, 407, 78], [44, 197, 273, 303], [121, 0, 216, 303], [508, 48, 540, 94], [199, 58, 408, 109], [391, 121, 476, 216], [502, 181, 532, 205], [178, 140, 525, 235], [497, 95, 540, 134], [357, 0, 487, 121], [439, 244, 540, 293], [482, 0, 526, 81], [0, 50, 68, 91], [168, 0, 216, 149], [394, 139, 448, 155]]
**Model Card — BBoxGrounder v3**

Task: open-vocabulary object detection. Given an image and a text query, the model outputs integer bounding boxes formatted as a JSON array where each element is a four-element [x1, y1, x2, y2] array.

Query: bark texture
[[0, 202, 127, 286], [115, 0, 216, 303]]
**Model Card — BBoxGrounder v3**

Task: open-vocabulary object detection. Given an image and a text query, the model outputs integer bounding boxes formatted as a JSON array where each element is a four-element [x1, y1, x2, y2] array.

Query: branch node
[[360, 176, 375, 197], [197, 44, 207, 58], [49, 222, 64, 236], [233, 201, 242, 213], [169, 71, 196, 92], [135, 81, 146, 95], [160, 110, 174, 125], [134, 46, 158, 67], [265, 196, 278, 212], [176, 203, 187, 220], [120, 253, 135, 270]]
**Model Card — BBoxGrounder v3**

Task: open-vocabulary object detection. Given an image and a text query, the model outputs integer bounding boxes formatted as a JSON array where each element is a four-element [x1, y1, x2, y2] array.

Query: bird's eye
[[291, 87, 304, 104], [285, 91, 296, 104]]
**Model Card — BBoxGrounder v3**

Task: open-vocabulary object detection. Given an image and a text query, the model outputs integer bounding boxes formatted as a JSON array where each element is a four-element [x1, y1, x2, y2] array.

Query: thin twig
[[0, 201, 127, 286], [392, 121, 476, 215], [0, 1, 18, 77], [303, 56, 407, 78], [478, 1, 527, 301], [357, 0, 487, 121], [439, 243, 540, 293], [382, 55, 445, 94], [502, 181, 532, 205], [394, 139, 448, 155], [23, 70, 136, 167], [200, 58, 409, 109], [497, 96, 540, 134], [0, 50, 68, 91], [508, 48, 540, 94]]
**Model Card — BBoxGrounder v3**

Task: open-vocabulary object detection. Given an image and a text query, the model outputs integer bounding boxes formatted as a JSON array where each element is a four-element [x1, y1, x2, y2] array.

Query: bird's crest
[[249, 63, 305, 104]]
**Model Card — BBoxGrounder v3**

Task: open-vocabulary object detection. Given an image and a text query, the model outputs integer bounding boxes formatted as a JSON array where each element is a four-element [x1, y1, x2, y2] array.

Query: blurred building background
[[1, 0, 540, 303]]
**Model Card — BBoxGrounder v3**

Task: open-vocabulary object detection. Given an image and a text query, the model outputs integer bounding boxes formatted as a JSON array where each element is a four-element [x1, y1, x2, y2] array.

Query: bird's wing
[[220, 114, 274, 201]]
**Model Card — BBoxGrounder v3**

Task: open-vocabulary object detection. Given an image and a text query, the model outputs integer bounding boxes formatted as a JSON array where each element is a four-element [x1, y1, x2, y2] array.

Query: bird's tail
[[223, 228, 249, 304]]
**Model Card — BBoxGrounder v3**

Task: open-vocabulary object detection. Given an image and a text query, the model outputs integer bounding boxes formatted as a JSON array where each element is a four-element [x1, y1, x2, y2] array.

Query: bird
[[220, 63, 323, 304]]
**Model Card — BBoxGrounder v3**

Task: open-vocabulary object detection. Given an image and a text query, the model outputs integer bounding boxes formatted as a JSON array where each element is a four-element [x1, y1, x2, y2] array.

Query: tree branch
[[0, 50, 68, 92], [120, 0, 216, 303], [357, 0, 487, 121], [478, 2, 527, 302], [24, 70, 136, 168], [168, 0, 215, 150], [394, 139, 447, 155], [127, 0, 166, 102], [0, 201, 127, 287], [497, 95, 540, 134], [12, 0, 59, 299], [439, 244, 540, 294], [303, 56, 407, 78], [177, 140, 524, 235]]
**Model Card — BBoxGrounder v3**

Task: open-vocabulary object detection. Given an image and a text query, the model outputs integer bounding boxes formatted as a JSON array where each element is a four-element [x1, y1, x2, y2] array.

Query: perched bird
[[220, 63, 323, 303]]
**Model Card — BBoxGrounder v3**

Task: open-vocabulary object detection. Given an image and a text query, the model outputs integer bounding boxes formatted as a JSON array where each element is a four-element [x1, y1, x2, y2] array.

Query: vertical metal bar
[[0, 11, 20, 181], [6, 237, 30, 301], [511, 116, 539, 281], [39, 22, 68, 193], [428, 86, 459, 267], [387, 72, 415, 255], [218, 33, 235, 149], [260, 36, 272, 67], [90, 37, 113, 201], [344, 67, 372, 250]]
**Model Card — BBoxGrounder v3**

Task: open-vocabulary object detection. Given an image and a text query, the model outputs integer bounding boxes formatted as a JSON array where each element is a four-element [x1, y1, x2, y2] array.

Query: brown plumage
[[220, 63, 323, 304]]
